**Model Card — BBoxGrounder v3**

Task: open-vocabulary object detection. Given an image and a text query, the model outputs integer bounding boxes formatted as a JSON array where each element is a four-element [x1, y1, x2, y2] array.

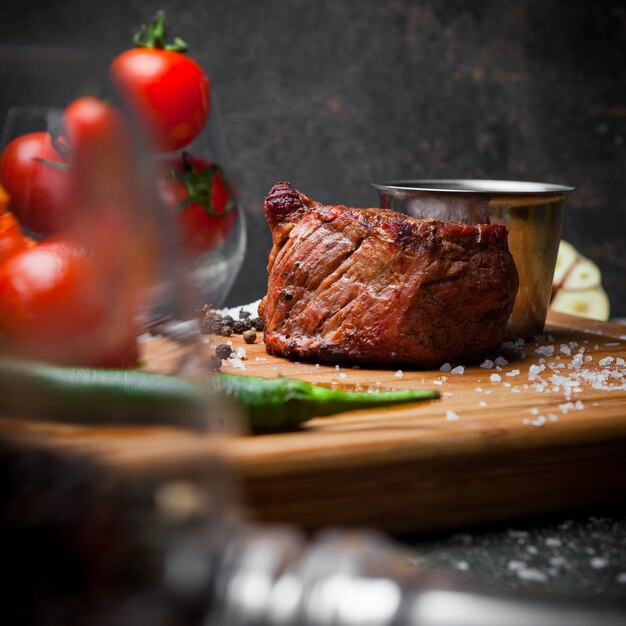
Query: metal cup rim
[[372, 179, 575, 195]]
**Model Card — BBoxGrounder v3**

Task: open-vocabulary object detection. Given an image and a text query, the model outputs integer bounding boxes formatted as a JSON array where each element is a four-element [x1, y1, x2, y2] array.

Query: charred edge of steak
[[264, 181, 310, 229]]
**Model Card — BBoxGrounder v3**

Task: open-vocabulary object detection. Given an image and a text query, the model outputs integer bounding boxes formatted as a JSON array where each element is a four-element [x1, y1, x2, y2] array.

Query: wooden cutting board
[[1, 311, 625, 534]]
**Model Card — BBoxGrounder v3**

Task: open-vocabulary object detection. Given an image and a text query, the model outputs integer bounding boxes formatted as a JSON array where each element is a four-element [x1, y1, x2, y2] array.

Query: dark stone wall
[[1, 0, 624, 315]]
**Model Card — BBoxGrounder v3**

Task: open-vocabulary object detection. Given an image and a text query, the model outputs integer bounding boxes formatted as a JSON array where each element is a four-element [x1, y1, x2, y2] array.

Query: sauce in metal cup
[[372, 179, 574, 338]]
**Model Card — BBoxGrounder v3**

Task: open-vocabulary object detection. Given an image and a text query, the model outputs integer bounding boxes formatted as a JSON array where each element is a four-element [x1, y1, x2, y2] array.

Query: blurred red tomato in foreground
[[0, 131, 71, 234], [0, 239, 138, 367]]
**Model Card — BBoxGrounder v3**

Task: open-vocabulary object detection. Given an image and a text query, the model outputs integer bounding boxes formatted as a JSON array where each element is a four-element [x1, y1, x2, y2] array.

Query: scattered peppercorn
[[252, 317, 264, 331], [243, 330, 257, 344], [215, 344, 232, 360], [207, 355, 222, 372], [199, 305, 263, 336], [218, 325, 233, 337]]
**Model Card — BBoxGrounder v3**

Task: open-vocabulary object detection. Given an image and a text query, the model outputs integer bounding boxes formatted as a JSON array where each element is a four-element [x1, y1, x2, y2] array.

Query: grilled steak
[[259, 182, 518, 368]]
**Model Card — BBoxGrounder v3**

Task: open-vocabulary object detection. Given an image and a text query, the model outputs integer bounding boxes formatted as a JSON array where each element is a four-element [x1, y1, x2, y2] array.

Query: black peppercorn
[[252, 317, 264, 331], [239, 309, 251, 319], [218, 325, 232, 337], [215, 344, 232, 360], [232, 320, 246, 334]]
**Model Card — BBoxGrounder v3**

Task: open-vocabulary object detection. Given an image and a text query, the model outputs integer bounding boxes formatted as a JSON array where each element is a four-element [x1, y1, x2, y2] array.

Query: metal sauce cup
[[372, 179, 574, 338]]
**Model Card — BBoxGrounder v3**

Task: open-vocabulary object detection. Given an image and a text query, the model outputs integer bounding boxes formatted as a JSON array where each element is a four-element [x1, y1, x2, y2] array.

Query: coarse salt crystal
[[495, 356, 508, 366], [599, 356, 614, 367], [394, 370, 403, 378], [503, 382, 511, 387], [440, 362, 452, 372], [480, 359, 494, 369], [490, 373, 501, 382], [616, 357, 625, 366], [517, 568, 548, 583], [315, 363, 320, 368], [590, 557, 609, 569], [229, 357, 246, 370], [451, 365, 465, 375], [479, 401, 487, 407], [433, 380, 443, 386], [455, 560, 469, 571], [560, 344, 571, 355], [545, 537, 562, 547], [475, 387, 483, 392], [535, 345, 555, 357], [335, 364, 340, 370], [446, 410, 460, 421], [506, 369, 520, 377], [234, 347, 247, 359], [339, 372, 347, 380]]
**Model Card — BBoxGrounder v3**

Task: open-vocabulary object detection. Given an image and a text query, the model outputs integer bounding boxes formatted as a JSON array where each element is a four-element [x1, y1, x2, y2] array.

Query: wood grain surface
[[1, 311, 625, 534]]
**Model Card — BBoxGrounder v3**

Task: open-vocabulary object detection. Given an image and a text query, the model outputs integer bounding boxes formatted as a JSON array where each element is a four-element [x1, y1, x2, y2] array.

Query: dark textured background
[[0, 0, 624, 315]]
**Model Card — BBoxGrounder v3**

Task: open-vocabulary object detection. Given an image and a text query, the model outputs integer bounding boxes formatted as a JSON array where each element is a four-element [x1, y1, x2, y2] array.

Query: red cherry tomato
[[159, 154, 237, 257], [0, 240, 138, 367], [109, 12, 210, 152], [0, 212, 35, 265], [111, 48, 210, 152], [0, 132, 70, 234]]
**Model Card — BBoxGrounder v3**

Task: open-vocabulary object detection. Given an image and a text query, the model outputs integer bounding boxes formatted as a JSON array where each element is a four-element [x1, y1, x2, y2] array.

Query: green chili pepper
[[0, 359, 439, 432], [215, 372, 438, 431]]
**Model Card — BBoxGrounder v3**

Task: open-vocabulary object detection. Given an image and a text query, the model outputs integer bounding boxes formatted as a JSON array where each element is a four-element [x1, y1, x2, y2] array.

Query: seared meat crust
[[260, 182, 518, 368]]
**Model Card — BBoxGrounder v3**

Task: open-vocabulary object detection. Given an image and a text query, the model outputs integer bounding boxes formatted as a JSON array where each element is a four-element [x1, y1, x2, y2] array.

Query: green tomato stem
[[133, 10, 188, 52]]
